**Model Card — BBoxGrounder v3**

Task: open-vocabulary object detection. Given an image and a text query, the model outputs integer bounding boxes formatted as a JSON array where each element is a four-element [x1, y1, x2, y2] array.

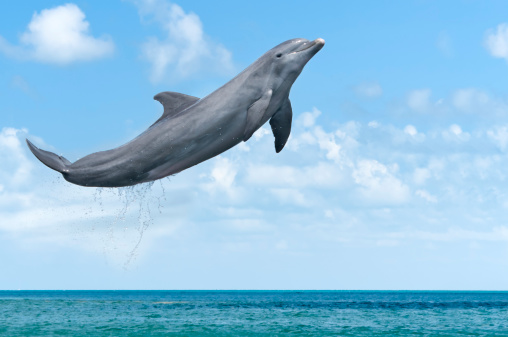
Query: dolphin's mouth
[[290, 38, 325, 55]]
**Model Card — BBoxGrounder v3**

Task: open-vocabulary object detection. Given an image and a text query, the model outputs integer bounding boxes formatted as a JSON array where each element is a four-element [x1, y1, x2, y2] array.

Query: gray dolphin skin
[[26, 38, 325, 187]]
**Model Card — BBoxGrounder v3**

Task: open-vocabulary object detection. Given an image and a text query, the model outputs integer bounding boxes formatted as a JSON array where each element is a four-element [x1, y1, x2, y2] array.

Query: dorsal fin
[[152, 91, 200, 125]]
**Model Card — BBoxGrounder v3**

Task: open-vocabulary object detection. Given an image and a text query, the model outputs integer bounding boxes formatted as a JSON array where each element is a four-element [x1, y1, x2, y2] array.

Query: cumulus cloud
[[130, 0, 234, 82], [442, 124, 470, 142], [293, 125, 345, 163], [314, 127, 343, 163], [352, 160, 410, 205], [485, 23, 508, 60], [201, 156, 239, 198], [0, 4, 114, 65], [487, 125, 508, 151], [403, 124, 425, 142], [298, 107, 321, 128], [291, 108, 360, 165], [404, 125, 418, 137]]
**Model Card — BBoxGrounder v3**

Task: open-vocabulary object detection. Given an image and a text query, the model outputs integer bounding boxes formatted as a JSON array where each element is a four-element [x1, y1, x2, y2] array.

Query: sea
[[0, 290, 507, 336]]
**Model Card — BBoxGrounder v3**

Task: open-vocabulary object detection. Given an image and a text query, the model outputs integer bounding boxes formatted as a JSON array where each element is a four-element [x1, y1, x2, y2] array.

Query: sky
[[2, 0, 508, 290]]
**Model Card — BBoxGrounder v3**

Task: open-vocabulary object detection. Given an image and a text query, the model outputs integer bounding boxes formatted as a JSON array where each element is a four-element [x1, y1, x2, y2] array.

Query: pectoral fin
[[152, 91, 200, 126], [269, 98, 292, 153], [243, 89, 273, 141]]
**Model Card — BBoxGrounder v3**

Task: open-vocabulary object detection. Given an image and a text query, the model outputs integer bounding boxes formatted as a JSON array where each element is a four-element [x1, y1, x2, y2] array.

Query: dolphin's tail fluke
[[26, 139, 71, 173]]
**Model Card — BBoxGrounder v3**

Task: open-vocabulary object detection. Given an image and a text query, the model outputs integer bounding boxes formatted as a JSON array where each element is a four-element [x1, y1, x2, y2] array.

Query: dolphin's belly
[[65, 104, 247, 187], [142, 108, 247, 182]]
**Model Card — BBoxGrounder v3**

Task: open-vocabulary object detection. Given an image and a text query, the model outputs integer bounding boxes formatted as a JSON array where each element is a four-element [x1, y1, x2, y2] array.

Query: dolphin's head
[[261, 38, 325, 92]]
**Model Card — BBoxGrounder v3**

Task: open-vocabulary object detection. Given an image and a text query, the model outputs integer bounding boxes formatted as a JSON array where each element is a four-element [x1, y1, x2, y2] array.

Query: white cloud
[[404, 125, 418, 137], [407, 89, 432, 112], [297, 107, 321, 128], [354, 82, 383, 98], [8, 102, 508, 273], [0, 127, 184, 267], [131, 0, 234, 82], [201, 156, 238, 198], [0, 4, 114, 65], [0, 128, 34, 187], [487, 125, 508, 151], [352, 159, 410, 205], [236, 142, 250, 152], [270, 188, 307, 206], [368, 121, 379, 128], [415, 189, 437, 203], [485, 23, 508, 60], [452, 88, 490, 113], [314, 126, 343, 163], [449, 124, 462, 136], [413, 168, 431, 185], [245, 162, 345, 189], [427, 159, 445, 178], [253, 126, 271, 141], [290, 109, 358, 165], [442, 124, 470, 142], [473, 156, 498, 180]]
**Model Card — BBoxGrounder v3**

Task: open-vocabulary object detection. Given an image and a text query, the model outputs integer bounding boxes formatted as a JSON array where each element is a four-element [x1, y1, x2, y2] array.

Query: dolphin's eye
[[276, 53, 282, 58]]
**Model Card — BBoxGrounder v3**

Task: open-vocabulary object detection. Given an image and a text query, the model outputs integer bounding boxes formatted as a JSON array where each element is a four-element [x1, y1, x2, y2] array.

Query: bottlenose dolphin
[[27, 38, 325, 187]]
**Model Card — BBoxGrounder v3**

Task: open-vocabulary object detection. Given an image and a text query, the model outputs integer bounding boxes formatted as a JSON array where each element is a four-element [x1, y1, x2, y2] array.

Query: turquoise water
[[0, 291, 507, 336]]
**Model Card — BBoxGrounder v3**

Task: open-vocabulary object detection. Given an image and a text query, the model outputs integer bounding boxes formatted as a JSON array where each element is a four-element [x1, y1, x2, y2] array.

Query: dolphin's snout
[[291, 38, 325, 55]]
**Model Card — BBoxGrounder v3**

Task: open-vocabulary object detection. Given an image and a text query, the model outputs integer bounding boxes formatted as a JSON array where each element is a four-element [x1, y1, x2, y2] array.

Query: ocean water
[[0, 291, 507, 336]]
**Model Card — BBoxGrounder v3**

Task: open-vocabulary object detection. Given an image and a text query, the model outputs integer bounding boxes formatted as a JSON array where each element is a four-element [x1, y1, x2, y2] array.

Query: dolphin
[[26, 38, 325, 187]]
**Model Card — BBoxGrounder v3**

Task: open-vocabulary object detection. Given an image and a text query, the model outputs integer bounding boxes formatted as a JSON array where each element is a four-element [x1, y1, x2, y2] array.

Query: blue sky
[[2, 0, 508, 290]]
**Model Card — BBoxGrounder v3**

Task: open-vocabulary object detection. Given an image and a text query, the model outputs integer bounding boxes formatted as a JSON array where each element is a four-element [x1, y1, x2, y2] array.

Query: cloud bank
[[4, 95, 508, 267]]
